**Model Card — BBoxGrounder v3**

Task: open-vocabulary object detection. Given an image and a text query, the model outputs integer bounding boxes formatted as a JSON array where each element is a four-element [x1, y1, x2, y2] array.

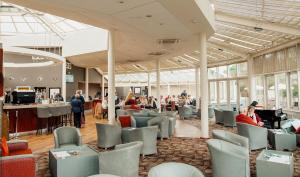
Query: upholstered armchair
[[161, 111, 177, 137], [207, 139, 250, 177], [0, 140, 36, 177], [222, 110, 238, 127], [132, 110, 158, 127], [178, 105, 197, 119], [214, 109, 223, 124], [121, 126, 158, 156], [98, 141, 143, 177], [212, 129, 249, 151], [148, 162, 205, 177], [148, 116, 169, 140], [96, 123, 122, 149], [53, 126, 82, 148], [237, 122, 268, 150]]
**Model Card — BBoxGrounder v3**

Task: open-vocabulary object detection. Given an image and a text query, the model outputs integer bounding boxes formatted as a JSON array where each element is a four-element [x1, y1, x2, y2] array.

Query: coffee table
[[268, 129, 296, 151], [256, 149, 294, 177], [49, 145, 99, 177]]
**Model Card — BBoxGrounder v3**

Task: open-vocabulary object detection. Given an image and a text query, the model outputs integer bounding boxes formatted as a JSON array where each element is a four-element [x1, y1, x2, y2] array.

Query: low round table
[[88, 174, 120, 177]]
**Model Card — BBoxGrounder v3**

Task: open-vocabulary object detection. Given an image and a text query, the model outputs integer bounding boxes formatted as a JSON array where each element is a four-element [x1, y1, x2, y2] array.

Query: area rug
[[35, 120, 300, 177]]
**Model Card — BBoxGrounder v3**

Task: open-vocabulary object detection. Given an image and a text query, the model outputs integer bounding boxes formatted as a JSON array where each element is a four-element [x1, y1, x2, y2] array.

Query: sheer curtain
[[253, 44, 300, 75]]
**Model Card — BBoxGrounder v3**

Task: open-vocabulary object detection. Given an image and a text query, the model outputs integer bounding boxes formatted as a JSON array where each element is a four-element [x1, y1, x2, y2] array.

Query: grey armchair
[[98, 141, 143, 177], [236, 123, 268, 150], [121, 126, 158, 156], [161, 111, 177, 137], [207, 139, 250, 177], [96, 123, 122, 149], [222, 110, 237, 127], [212, 129, 249, 151], [53, 126, 82, 148], [148, 162, 205, 177], [178, 106, 197, 119], [148, 116, 169, 140], [214, 109, 223, 124]]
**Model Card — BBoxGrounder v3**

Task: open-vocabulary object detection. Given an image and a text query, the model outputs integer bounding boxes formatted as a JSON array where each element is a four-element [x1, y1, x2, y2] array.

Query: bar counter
[[3, 102, 70, 133]]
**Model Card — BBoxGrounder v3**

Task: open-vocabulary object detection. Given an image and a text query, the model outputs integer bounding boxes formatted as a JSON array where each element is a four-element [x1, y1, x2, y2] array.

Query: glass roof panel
[[12, 16, 25, 22], [24, 16, 37, 23], [0, 15, 12, 22], [28, 23, 47, 33], [0, 23, 16, 32], [14, 23, 32, 33]]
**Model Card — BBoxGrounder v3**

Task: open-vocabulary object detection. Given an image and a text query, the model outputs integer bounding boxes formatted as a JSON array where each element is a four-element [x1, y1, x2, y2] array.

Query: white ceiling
[[3, 0, 215, 73]]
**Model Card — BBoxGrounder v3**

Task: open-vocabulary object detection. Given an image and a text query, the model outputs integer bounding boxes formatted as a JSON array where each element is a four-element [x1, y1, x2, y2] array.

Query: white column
[[148, 72, 151, 97], [61, 58, 66, 101], [247, 57, 255, 104], [156, 59, 161, 113], [200, 32, 209, 138], [85, 68, 89, 100], [108, 30, 116, 123], [102, 74, 105, 101], [195, 67, 200, 110]]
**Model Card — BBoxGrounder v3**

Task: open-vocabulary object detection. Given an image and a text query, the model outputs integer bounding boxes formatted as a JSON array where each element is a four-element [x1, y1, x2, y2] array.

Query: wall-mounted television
[[66, 74, 74, 83]]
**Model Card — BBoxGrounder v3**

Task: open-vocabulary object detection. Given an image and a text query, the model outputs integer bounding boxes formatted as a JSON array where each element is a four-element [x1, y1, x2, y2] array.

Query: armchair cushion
[[1, 137, 9, 156], [9, 149, 32, 156], [119, 116, 132, 128]]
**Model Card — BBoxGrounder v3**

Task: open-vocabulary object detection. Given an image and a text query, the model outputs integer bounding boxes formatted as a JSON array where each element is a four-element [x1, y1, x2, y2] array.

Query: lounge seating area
[[1, 1, 300, 177]]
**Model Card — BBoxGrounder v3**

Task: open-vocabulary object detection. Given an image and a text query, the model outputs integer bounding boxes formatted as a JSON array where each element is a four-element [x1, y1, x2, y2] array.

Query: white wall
[[151, 84, 196, 97]]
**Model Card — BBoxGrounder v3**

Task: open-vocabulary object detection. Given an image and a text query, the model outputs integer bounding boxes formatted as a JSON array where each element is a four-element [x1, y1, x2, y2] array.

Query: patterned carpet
[[35, 119, 300, 177]]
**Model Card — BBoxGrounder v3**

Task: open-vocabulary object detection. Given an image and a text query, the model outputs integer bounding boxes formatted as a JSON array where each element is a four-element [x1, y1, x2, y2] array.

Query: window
[[219, 81, 227, 104], [238, 62, 247, 76], [228, 64, 237, 77], [255, 76, 264, 105], [290, 72, 299, 110], [266, 75, 276, 109], [239, 79, 249, 109], [277, 73, 287, 108], [208, 68, 217, 79], [218, 66, 228, 78], [209, 82, 217, 104], [230, 80, 237, 104]]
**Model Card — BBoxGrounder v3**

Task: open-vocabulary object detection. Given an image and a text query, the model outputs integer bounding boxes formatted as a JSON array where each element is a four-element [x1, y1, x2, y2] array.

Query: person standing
[[71, 94, 83, 128], [71, 90, 85, 126]]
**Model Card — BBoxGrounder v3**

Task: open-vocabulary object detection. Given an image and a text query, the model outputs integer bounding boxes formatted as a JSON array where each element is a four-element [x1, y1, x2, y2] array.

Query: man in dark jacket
[[71, 94, 83, 128]]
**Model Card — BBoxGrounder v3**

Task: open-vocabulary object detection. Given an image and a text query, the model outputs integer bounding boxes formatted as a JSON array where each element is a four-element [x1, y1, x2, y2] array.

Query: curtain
[[253, 44, 299, 74]]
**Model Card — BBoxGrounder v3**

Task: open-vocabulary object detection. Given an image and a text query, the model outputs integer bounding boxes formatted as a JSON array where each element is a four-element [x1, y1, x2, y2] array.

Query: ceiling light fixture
[[183, 54, 199, 61], [215, 33, 262, 47], [211, 37, 225, 42], [254, 27, 263, 32], [145, 14, 152, 18], [230, 42, 255, 51]]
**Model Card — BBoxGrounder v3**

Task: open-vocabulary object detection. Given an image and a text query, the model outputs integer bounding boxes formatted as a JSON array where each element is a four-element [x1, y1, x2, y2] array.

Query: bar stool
[[49, 106, 62, 131], [62, 105, 72, 126], [36, 106, 52, 135]]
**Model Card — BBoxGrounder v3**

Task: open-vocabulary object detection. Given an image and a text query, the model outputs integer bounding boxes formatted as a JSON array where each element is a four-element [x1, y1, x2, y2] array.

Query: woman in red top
[[236, 106, 264, 127]]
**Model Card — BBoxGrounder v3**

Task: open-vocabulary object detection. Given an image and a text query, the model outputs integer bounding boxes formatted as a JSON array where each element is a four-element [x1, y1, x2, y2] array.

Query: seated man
[[236, 106, 264, 127]]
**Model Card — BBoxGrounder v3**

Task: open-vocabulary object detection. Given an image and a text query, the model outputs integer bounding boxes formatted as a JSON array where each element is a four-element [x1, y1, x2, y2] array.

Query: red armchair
[[0, 140, 36, 177]]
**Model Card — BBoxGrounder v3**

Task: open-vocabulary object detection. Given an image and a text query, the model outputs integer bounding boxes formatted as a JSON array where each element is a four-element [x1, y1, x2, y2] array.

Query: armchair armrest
[[1, 154, 36, 177], [7, 140, 28, 152]]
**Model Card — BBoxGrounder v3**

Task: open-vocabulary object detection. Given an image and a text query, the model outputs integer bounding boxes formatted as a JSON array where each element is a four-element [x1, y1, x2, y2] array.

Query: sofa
[[132, 110, 160, 127], [0, 139, 36, 177], [148, 116, 169, 140]]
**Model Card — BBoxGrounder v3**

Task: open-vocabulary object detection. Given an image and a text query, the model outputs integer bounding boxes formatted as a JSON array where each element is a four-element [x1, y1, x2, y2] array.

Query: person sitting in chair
[[236, 105, 264, 127]]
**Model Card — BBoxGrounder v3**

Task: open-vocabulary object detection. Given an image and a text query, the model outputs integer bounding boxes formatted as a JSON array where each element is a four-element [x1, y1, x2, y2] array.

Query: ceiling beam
[[208, 42, 247, 58], [215, 12, 300, 36]]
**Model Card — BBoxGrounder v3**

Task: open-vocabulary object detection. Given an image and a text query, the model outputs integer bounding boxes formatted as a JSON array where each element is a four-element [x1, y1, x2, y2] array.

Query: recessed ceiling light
[[119, 1, 124, 4], [218, 48, 224, 52], [146, 14, 152, 18], [254, 27, 263, 32]]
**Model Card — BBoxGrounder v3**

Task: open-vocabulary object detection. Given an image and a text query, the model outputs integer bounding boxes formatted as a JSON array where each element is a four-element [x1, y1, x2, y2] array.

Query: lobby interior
[[0, 0, 300, 177]]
